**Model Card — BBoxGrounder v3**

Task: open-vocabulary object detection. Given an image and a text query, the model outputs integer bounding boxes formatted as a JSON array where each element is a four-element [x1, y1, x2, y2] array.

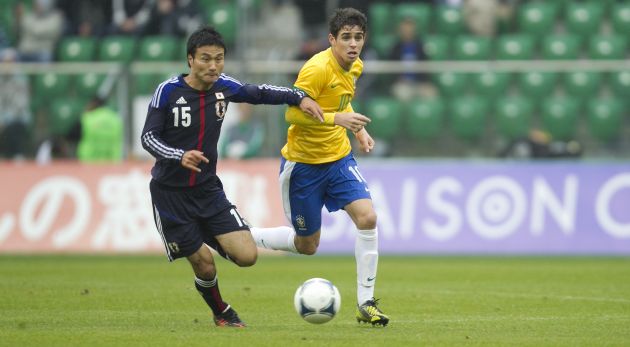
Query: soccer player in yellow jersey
[[252, 8, 390, 326]]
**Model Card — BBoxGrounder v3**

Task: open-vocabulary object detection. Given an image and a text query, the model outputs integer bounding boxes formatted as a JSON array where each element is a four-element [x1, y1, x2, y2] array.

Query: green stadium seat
[[98, 36, 136, 62], [365, 97, 403, 140], [472, 72, 511, 99], [541, 97, 579, 140], [207, 3, 237, 46], [565, 2, 604, 42], [57, 37, 96, 61], [495, 97, 533, 139], [587, 98, 623, 141], [495, 34, 535, 60], [75, 72, 105, 98], [406, 98, 444, 140], [454, 36, 491, 60], [611, 3, 630, 39], [137, 36, 178, 61], [368, 2, 392, 40], [371, 34, 396, 58], [564, 71, 602, 99], [588, 35, 627, 60], [518, 2, 558, 38], [518, 72, 558, 103], [33, 72, 72, 98], [610, 71, 630, 99], [394, 3, 431, 35], [435, 6, 464, 35], [134, 73, 164, 95], [434, 72, 469, 97], [541, 35, 580, 60], [49, 99, 85, 136], [423, 35, 451, 60], [450, 97, 488, 140]]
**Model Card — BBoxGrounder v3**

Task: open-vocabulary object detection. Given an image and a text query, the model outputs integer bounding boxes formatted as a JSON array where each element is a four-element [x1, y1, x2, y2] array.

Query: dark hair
[[186, 26, 226, 66], [328, 8, 367, 38]]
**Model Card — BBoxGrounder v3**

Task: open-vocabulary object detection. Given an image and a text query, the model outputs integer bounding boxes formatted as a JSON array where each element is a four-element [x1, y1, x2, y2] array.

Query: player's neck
[[331, 50, 351, 71], [184, 74, 213, 91]]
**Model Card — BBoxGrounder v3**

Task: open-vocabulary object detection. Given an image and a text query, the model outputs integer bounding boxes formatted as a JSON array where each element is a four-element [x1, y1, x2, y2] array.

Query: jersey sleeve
[[231, 83, 305, 105], [141, 87, 184, 163]]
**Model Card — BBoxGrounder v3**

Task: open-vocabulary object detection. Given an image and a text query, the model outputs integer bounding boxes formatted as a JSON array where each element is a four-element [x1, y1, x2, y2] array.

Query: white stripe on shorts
[[279, 159, 296, 225], [154, 204, 173, 262]]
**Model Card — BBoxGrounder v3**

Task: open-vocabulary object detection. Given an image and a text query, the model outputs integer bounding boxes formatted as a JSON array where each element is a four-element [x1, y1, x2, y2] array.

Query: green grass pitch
[[1, 254, 629, 346]]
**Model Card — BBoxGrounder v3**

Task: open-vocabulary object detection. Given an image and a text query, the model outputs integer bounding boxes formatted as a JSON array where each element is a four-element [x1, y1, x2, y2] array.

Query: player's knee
[[295, 240, 318, 255], [233, 252, 257, 267], [355, 210, 377, 229]]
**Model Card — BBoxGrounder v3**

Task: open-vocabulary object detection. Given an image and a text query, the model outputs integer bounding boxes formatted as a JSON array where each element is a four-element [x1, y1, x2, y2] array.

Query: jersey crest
[[215, 100, 227, 120]]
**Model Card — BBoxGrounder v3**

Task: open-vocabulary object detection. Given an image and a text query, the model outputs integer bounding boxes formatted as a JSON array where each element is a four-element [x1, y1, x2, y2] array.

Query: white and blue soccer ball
[[294, 278, 341, 324]]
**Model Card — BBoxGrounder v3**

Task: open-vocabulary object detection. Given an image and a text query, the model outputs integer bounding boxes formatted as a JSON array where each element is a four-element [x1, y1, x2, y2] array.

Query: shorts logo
[[167, 242, 180, 254], [296, 215, 306, 230], [215, 100, 227, 120]]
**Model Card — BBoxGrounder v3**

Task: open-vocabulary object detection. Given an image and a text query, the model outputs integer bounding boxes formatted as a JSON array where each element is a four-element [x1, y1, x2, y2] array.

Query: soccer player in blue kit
[[141, 27, 323, 328]]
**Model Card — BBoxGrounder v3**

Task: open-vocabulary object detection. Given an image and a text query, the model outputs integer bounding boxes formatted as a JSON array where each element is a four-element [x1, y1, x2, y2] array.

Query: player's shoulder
[[150, 75, 181, 108]]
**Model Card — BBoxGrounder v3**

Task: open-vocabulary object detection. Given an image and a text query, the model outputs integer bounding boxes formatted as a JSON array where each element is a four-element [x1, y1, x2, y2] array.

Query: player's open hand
[[181, 150, 209, 172], [354, 128, 375, 153], [299, 97, 324, 123], [334, 112, 370, 133]]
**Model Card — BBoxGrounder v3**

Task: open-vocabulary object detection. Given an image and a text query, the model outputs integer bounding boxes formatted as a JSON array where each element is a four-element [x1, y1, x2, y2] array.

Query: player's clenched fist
[[181, 150, 209, 172], [334, 112, 371, 133]]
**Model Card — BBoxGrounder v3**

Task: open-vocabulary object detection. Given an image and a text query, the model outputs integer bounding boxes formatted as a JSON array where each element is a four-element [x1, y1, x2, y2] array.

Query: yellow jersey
[[281, 47, 363, 164]]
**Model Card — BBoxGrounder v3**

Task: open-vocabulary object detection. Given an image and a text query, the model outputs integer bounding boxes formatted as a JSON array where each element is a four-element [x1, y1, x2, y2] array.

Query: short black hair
[[328, 8, 367, 38], [186, 26, 226, 66]]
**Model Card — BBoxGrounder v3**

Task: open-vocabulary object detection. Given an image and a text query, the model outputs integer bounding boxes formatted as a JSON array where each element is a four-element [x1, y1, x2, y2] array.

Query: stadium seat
[[137, 36, 178, 61], [406, 98, 444, 140], [207, 3, 237, 46], [611, 3, 630, 39], [565, 2, 604, 43], [495, 34, 535, 60], [564, 71, 602, 99], [435, 6, 464, 35], [33, 72, 72, 98], [472, 71, 511, 99], [365, 97, 403, 140], [541, 35, 580, 60], [518, 72, 558, 103], [423, 35, 451, 60], [98, 36, 136, 62], [450, 97, 488, 140], [541, 97, 579, 140], [610, 71, 630, 100], [587, 98, 623, 141], [453, 36, 491, 60], [368, 2, 392, 40], [134, 73, 164, 95], [57, 37, 96, 61], [75, 72, 105, 98], [517, 2, 558, 39], [588, 35, 627, 60], [49, 98, 85, 136], [495, 96, 533, 139], [371, 34, 396, 58], [434, 72, 469, 97], [394, 3, 431, 35]]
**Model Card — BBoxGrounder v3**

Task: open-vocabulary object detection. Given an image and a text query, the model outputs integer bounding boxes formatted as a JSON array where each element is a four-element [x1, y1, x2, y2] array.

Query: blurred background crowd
[[0, 0, 628, 162]]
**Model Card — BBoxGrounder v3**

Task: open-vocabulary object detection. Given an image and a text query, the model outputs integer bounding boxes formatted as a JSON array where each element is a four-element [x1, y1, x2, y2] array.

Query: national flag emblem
[[176, 96, 187, 104]]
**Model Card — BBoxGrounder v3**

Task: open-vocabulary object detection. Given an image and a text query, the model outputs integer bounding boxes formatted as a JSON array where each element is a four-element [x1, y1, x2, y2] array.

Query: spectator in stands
[[110, 0, 154, 36], [0, 49, 31, 160], [463, 0, 514, 37], [57, 0, 112, 37], [389, 17, 436, 100], [76, 97, 123, 162], [219, 103, 264, 159], [16, 0, 65, 62], [143, 0, 205, 38], [499, 129, 583, 159]]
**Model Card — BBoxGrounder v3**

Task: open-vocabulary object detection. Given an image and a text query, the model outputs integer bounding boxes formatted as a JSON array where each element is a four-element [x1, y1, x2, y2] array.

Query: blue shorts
[[279, 153, 372, 236], [149, 177, 249, 261]]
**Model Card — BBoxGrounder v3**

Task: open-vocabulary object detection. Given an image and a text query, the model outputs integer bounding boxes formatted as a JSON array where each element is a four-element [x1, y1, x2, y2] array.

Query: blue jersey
[[142, 74, 305, 187]]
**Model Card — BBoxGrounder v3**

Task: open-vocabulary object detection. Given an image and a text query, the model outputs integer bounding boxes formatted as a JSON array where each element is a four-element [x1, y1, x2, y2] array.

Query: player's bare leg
[[345, 199, 389, 326], [215, 229, 258, 267], [188, 243, 246, 327]]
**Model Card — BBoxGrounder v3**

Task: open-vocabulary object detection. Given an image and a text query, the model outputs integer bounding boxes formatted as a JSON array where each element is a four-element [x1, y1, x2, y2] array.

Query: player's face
[[187, 45, 225, 88], [329, 25, 365, 70]]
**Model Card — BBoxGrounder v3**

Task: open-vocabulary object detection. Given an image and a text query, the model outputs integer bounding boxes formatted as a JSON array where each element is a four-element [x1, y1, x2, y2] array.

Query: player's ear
[[328, 33, 335, 46], [187, 54, 193, 68]]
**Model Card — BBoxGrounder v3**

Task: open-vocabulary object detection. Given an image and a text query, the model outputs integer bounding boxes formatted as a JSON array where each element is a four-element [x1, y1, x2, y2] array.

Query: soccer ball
[[294, 278, 341, 324]]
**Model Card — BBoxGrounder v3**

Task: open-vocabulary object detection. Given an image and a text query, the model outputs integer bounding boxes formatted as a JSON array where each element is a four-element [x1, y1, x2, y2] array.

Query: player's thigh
[[279, 158, 326, 236], [344, 198, 377, 229], [215, 230, 257, 266]]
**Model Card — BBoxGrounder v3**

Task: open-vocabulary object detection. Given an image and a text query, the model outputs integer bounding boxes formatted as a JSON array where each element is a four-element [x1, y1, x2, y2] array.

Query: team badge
[[167, 242, 180, 254], [296, 215, 306, 230], [215, 100, 227, 120], [215, 92, 225, 100]]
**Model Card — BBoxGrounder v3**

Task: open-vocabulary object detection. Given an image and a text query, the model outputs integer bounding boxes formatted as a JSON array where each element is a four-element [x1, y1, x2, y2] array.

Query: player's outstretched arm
[[181, 150, 209, 172], [354, 128, 375, 153], [299, 97, 324, 123], [334, 112, 371, 133]]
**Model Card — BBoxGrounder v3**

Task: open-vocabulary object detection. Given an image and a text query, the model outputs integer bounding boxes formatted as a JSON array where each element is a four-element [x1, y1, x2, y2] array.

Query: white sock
[[250, 226, 298, 253], [355, 227, 378, 305]]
